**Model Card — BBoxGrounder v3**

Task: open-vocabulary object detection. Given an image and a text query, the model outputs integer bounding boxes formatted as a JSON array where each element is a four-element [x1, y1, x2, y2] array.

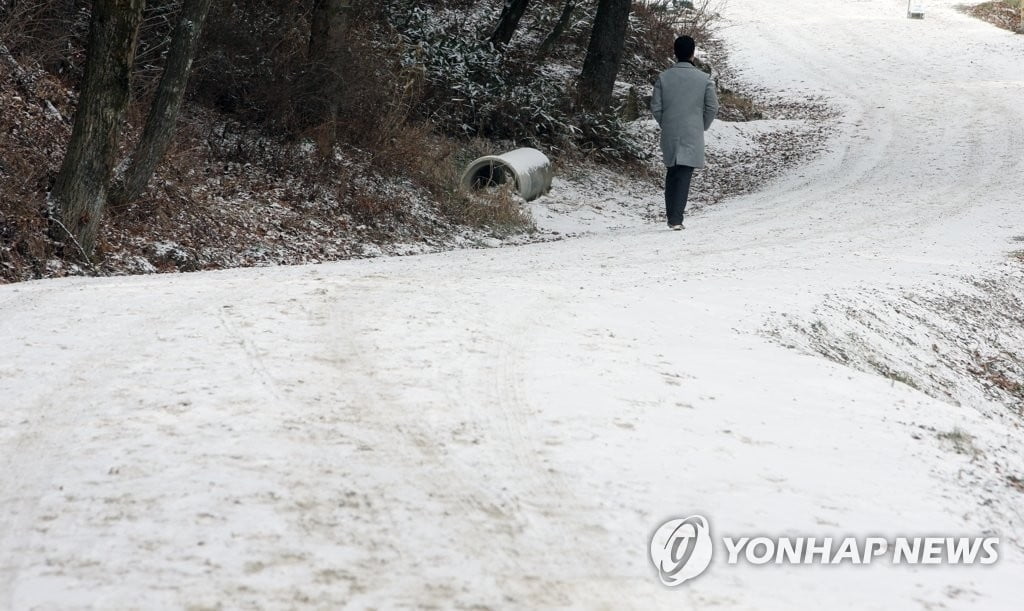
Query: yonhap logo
[[649, 515, 714, 586], [648, 513, 1000, 588]]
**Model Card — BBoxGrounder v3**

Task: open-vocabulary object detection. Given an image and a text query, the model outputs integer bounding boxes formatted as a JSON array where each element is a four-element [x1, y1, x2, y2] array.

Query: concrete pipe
[[460, 148, 553, 202]]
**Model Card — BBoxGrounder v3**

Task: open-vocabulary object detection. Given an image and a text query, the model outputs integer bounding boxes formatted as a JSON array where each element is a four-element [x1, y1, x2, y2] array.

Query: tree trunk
[[51, 0, 145, 255], [577, 0, 631, 112], [308, 0, 352, 125], [537, 0, 577, 59], [112, 0, 213, 207], [489, 0, 532, 49]]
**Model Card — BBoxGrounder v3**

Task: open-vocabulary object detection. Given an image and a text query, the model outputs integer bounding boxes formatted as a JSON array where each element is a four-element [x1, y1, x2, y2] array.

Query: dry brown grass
[[963, 2, 1023, 33], [0, 44, 78, 281], [445, 186, 535, 237], [718, 89, 764, 121], [937, 428, 982, 457], [971, 353, 1024, 398]]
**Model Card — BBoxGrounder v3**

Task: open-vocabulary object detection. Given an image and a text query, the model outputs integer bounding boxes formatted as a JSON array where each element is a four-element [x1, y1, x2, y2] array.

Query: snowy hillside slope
[[2, 0, 1024, 608]]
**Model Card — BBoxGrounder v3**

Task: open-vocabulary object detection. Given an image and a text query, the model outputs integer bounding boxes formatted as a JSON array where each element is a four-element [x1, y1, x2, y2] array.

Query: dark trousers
[[665, 165, 694, 225]]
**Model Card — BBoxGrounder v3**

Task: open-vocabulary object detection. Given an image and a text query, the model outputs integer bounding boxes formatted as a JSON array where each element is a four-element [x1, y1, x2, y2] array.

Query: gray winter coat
[[651, 62, 719, 168]]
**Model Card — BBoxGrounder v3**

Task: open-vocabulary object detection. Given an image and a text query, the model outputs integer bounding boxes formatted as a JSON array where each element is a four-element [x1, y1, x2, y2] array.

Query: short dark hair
[[674, 36, 696, 62]]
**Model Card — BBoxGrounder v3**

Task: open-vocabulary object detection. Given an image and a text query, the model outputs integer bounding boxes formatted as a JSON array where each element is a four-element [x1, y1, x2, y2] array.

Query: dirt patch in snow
[[961, 2, 1024, 33]]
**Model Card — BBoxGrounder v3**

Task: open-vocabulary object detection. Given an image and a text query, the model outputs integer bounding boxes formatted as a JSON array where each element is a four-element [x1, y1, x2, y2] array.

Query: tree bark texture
[[308, 0, 352, 123], [537, 0, 577, 59], [577, 0, 631, 112], [51, 0, 145, 254], [489, 0, 532, 48], [113, 0, 213, 207]]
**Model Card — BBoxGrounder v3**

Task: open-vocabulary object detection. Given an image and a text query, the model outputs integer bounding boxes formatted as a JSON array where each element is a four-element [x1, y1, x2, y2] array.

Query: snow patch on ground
[[528, 116, 832, 236]]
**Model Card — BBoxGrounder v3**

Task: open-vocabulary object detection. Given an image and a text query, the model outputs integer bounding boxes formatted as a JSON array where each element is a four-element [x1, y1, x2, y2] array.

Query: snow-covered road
[[3, 0, 1024, 608]]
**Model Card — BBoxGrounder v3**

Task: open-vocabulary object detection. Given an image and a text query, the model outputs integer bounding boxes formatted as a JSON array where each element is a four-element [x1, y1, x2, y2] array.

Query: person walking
[[651, 35, 719, 230]]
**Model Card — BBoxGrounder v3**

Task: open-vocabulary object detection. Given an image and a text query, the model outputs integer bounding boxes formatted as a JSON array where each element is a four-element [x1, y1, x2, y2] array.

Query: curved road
[[2, 0, 1023, 608]]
